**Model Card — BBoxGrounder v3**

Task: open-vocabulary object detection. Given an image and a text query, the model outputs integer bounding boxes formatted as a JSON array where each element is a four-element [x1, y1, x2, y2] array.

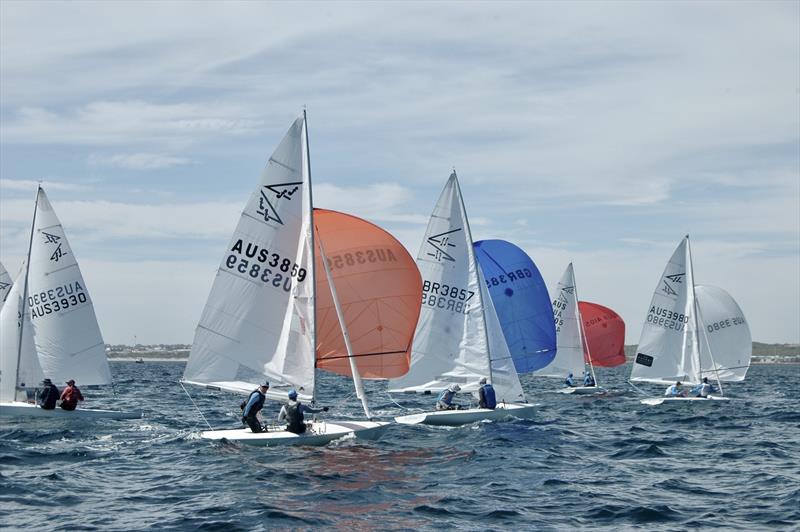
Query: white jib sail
[[0, 273, 44, 402], [389, 172, 524, 402], [536, 263, 586, 379], [695, 285, 751, 382], [27, 188, 111, 386], [0, 261, 12, 310], [631, 236, 702, 385], [183, 116, 316, 397]]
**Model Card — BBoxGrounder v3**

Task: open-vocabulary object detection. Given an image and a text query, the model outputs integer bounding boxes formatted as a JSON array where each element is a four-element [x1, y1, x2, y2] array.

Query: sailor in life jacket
[[583, 372, 595, 387], [693, 377, 715, 398], [241, 382, 270, 433], [477, 377, 496, 410], [436, 384, 461, 410], [564, 373, 575, 387], [59, 379, 84, 411], [664, 381, 688, 397], [278, 389, 328, 434]]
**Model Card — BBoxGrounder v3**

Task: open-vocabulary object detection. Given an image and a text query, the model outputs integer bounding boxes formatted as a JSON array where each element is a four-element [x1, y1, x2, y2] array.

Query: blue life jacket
[[437, 389, 454, 405], [242, 389, 265, 417], [480, 384, 496, 409]]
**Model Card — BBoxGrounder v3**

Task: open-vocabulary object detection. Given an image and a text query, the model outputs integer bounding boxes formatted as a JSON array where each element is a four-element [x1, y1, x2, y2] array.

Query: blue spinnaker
[[474, 239, 556, 373]]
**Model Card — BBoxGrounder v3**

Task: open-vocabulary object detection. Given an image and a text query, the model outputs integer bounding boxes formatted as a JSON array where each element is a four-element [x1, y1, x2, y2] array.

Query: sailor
[[59, 379, 84, 411], [241, 382, 270, 433], [278, 389, 329, 434], [436, 384, 461, 410], [477, 377, 496, 410], [664, 381, 688, 397], [583, 372, 595, 387], [37, 378, 59, 410], [693, 377, 715, 398], [564, 373, 575, 387]]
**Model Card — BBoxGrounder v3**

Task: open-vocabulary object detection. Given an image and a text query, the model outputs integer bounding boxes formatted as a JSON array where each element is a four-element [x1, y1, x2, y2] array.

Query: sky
[[0, 1, 798, 346]]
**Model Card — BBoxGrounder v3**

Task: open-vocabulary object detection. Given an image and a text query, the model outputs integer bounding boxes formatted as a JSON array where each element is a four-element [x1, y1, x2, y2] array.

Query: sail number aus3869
[[226, 239, 306, 293]]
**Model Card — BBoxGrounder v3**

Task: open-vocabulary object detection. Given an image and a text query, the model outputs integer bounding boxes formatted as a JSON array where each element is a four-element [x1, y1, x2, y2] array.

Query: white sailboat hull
[[199, 420, 391, 447], [640, 395, 731, 406], [0, 401, 141, 419], [394, 402, 537, 426], [557, 386, 606, 395]]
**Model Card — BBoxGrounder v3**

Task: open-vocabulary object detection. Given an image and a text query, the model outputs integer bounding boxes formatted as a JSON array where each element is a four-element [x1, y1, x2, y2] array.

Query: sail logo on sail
[[256, 182, 302, 225], [42, 231, 69, 262], [661, 273, 684, 297], [0, 281, 9, 292], [425, 228, 461, 262]]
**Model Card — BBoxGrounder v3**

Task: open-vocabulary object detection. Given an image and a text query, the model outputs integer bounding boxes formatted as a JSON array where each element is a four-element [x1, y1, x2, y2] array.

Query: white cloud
[[88, 152, 192, 170]]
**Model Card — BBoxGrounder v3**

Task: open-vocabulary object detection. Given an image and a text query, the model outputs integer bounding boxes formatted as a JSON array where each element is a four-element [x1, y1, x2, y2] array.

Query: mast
[[303, 109, 318, 403], [572, 269, 598, 386], [14, 186, 40, 397], [687, 236, 724, 396], [453, 172, 494, 385], [316, 227, 372, 419]]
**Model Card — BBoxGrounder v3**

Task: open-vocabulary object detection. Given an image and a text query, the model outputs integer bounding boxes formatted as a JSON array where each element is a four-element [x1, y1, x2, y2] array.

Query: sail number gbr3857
[[226, 239, 306, 292], [422, 280, 474, 314]]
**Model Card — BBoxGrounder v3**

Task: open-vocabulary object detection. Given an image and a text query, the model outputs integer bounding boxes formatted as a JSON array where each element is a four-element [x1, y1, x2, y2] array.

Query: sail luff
[[452, 174, 494, 386], [14, 186, 39, 392], [302, 110, 318, 402]]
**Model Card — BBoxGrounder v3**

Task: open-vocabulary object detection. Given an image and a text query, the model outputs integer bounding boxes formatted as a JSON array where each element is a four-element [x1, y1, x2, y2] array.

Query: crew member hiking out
[[59, 379, 84, 411], [241, 382, 269, 433]]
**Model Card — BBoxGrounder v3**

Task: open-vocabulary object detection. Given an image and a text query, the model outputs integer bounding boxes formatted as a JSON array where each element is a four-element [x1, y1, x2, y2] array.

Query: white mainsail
[[26, 188, 111, 386], [0, 273, 44, 402], [389, 172, 525, 403], [183, 116, 316, 398], [0, 262, 12, 309], [696, 285, 751, 381], [631, 236, 703, 385], [536, 263, 587, 379]]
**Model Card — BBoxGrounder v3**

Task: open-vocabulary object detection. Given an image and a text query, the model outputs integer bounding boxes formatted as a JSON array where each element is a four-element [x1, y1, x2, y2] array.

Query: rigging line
[[384, 391, 425, 412], [321, 349, 407, 361], [179, 381, 213, 429], [627, 380, 649, 396]]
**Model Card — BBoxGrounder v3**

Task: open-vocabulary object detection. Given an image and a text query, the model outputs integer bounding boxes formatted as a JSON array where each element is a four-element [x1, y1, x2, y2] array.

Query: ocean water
[[1, 362, 798, 531]]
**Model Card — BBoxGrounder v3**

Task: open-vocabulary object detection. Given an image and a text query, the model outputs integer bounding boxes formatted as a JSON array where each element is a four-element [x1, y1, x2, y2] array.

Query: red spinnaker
[[579, 301, 626, 367], [314, 208, 421, 379]]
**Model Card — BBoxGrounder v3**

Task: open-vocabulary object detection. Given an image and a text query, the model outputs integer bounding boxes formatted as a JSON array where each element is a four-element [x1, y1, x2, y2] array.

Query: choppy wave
[[1, 363, 798, 530]]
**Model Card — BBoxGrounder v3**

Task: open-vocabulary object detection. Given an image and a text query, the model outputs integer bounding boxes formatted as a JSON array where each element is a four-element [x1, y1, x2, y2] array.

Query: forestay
[[696, 285, 751, 381], [314, 208, 420, 380], [536, 263, 586, 379], [183, 117, 316, 397], [388, 173, 525, 402], [27, 189, 111, 386], [0, 274, 44, 402], [473, 239, 556, 373], [630, 236, 703, 385]]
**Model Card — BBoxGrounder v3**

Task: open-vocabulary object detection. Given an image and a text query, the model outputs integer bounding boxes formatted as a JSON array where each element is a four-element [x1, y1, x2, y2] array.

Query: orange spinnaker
[[579, 301, 626, 367], [314, 208, 421, 379]]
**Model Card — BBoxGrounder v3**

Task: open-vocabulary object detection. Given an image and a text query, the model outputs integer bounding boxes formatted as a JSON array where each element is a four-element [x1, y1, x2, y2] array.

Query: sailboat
[[537, 263, 605, 395], [0, 261, 12, 309], [0, 187, 139, 419], [182, 113, 420, 446], [630, 235, 751, 405], [389, 172, 537, 426]]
